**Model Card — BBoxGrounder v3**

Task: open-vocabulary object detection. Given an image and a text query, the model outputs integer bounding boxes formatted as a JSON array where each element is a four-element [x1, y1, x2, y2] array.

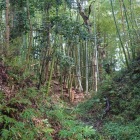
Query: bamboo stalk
[[110, 0, 129, 69]]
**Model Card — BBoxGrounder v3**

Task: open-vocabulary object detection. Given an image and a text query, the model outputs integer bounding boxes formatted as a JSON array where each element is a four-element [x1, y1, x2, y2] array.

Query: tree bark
[[26, 0, 33, 67], [85, 38, 89, 93], [76, 0, 91, 33], [76, 0, 99, 92], [5, 0, 10, 55]]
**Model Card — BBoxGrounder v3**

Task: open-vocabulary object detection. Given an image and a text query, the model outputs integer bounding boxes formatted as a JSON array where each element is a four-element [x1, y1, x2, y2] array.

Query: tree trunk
[[85, 38, 89, 93], [93, 3, 98, 92], [77, 37, 83, 92], [5, 0, 10, 55], [26, 0, 33, 68], [110, 0, 129, 69], [76, 0, 99, 92]]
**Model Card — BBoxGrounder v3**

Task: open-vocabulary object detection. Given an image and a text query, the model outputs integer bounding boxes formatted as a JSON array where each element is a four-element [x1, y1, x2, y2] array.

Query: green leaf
[[0, 115, 3, 123], [1, 129, 10, 140], [42, 128, 54, 133]]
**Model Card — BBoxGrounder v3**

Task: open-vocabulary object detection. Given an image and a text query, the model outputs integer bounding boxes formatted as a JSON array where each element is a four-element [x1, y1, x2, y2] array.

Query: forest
[[0, 0, 140, 139]]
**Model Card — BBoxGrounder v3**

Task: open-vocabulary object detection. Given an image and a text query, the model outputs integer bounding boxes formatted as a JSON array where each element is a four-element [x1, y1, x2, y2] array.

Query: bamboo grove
[[0, 0, 140, 100]]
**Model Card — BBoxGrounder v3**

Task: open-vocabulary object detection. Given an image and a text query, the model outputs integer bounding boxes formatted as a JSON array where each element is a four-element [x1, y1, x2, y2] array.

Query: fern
[[3, 115, 16, 124], [9, 96, 31, 105], [59, 121, 96, 140], [20, 108, 36, 119], [0, 115, 3, 123], [1, 129, 10, 140], [1, 105, 17, 114]]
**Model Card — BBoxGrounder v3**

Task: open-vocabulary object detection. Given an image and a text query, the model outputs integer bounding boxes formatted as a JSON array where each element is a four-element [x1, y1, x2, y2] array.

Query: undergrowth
[[1, 53, 140, 140], [0, 87, 97, 140], [0, 62, 96, 140], [78, 58, 140, 140]]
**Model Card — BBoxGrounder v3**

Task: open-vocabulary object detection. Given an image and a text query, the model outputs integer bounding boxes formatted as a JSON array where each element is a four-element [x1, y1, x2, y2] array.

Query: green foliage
[[1, 0, 140, 139], [50, 14, 89, 40], [78, 58, 140, 139], [0, 85, 54, 139], [64, 0, 75, 8], [47, 103, 96, 140], [0, 0, 5, 10], [20, 108, 36, 119], [59, 121, 95, 140], [103, 121, 140, 140], [55, 50, 75, 78], [56, 50, 74, 69], [77, 95, 102, 121], [10, 11, 29, 39], [0, 64, 96, 140]]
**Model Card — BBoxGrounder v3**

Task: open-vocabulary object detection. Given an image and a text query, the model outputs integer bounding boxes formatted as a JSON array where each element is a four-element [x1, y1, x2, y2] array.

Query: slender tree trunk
[[26, 0, 33, 68], [119, 0, 131, 60], [5, 0, 10, 55], [38, 7, 50, 88], [122, 0, 134, 59], [93, 3, 98, 92], [76, 0, 99, 92], [75, 11, 83, 91], [0, 10, 4, 52], [46, 56, 55, 95], [85, 38, 88, 94], [129, 0, 139, 39], [110, 0, 129, 69], [45, 7, 51, 83], [77, 37, 83, 92]]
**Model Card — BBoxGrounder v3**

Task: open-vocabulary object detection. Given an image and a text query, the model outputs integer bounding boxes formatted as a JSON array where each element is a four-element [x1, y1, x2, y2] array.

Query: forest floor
[[1, 60, 140, 140], [0, 61, 97, 139], [50, 80, 86, 105]]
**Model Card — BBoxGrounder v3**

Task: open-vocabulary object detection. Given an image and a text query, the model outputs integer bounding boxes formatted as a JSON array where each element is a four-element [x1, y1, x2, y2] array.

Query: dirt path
[[50, 80, 86, 105]]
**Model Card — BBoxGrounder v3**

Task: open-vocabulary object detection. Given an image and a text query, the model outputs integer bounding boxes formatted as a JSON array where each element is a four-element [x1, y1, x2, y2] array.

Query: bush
[[103, 121, 140, 140]]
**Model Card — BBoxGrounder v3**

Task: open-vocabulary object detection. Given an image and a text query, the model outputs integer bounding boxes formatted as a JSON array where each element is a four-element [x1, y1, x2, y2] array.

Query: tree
[[5, 0, 9, 55]]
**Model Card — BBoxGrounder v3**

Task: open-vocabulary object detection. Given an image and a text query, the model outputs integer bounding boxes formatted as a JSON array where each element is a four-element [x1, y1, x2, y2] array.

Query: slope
[[78, 57, 140, 140]]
